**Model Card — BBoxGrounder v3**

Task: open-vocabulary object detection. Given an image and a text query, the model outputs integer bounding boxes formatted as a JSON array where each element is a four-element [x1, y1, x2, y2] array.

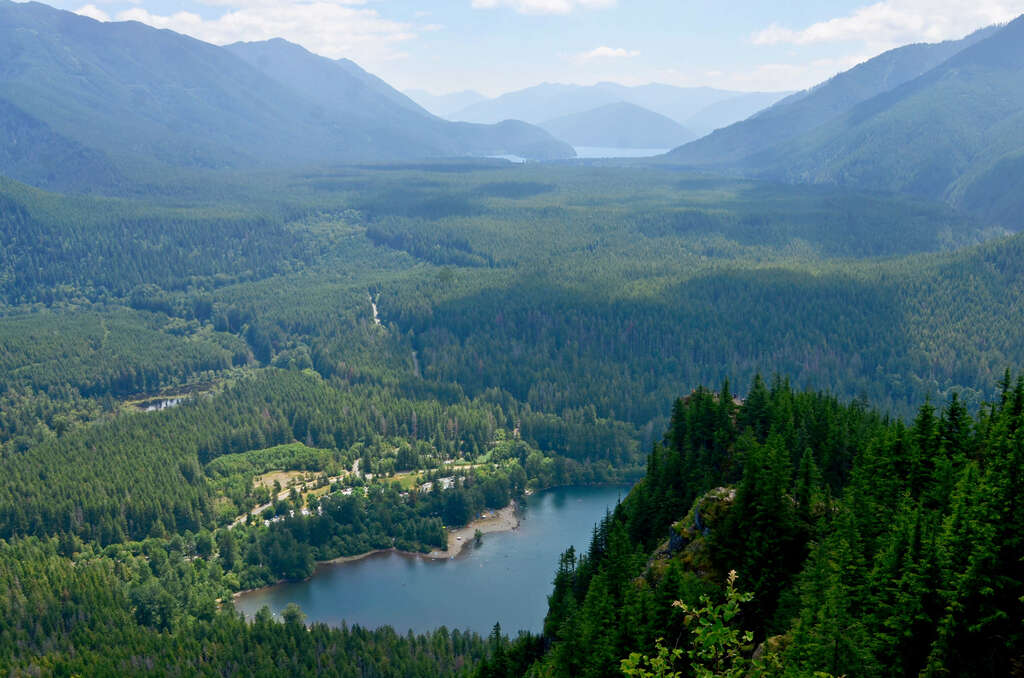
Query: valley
[[0, 3, 1022, 676], [2, 158, 1021, 675]]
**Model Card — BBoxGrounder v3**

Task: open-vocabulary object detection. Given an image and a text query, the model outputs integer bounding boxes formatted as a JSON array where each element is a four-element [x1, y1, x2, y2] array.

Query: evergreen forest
[[2, 159, 1015, 675], [1, 159, 1021, 675], [3, 3, 1024, 674]]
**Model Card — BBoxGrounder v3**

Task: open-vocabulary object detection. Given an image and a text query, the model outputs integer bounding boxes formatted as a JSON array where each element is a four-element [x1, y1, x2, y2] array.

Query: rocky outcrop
[[645, 486, 736, 582]]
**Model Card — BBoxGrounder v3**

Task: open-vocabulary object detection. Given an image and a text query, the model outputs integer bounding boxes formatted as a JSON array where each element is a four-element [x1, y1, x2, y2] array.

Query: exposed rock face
[[645, 486, 736, 582]]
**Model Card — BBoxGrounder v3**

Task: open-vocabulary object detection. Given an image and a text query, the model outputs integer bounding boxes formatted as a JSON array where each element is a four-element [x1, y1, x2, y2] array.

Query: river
[[233, 485, 628, 634]]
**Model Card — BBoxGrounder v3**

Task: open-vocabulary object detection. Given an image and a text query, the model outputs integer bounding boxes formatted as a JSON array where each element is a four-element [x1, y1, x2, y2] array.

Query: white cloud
[[106, 3, 416, 64], [752, 0, 1024, 48], [575, 45, 639, 62], [194, 0, 366, 7], [74, 4, 111, 21], [471, 0, 615, 15]]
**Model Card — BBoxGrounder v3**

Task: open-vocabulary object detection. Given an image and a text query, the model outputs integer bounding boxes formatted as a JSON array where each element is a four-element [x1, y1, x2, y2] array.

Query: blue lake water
[[233, 485, 628, 635]]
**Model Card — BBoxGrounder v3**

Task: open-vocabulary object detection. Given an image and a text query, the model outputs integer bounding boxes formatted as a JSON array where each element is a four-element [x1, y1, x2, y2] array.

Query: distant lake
[[574, 147, 670, 158], [487, 154, 528, 163], [233, 485, 628, 635]]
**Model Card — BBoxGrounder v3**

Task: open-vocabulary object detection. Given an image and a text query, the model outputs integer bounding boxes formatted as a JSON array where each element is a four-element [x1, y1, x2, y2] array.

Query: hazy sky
[[50, 0, 1024, 95]]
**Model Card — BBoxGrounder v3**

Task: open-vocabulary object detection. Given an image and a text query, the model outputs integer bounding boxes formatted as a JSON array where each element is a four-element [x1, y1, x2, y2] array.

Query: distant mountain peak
[[540, 102, 695, 149], [0, 3, 573, 192], [447, 81, 789, 131]]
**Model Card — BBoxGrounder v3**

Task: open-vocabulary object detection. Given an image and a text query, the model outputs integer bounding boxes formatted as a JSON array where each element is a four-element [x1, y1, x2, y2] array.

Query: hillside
[[0, 97, 122, 193], [0, 1, 572, 192], [1, 157, 1023, 675], [540, 102, 695, 149], [225, 39, 574, 162], [476, 378, 1024, 677], [760, 15, 1024, 226], [666, 25, 998, 167], [1, 2, 1022, 676]]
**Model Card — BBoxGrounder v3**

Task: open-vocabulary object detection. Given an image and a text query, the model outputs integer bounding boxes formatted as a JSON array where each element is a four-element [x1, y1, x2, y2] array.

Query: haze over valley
[[1, 1, 1023, 676]]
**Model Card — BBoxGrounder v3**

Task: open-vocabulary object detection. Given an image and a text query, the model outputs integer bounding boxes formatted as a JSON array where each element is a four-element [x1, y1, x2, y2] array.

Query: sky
[[40, 0, 1024, 96]]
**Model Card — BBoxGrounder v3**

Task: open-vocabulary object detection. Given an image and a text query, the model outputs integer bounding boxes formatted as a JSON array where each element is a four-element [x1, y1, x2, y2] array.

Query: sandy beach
[[428, 501, 520, 559], [323, 500, 522, 562], [319, 501, 521, 564], [233, 501, 522, 599]]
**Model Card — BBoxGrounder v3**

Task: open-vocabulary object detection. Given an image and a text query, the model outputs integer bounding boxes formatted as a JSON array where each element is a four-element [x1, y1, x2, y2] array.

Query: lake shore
[[233, 500, 520, 600], [428, 501, 520, 559], [231, 486, 629, 632]]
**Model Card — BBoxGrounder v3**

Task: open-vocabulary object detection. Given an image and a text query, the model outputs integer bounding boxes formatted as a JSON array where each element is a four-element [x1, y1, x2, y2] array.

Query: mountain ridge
[[663, 20, 1024, 224], [225, 39, 574, 162], [757, 17, 1024, 221], [448, 82, 791, 134], [666, 24, 1000, 168], [0, 1, 573, 192], [540, 102, 695, 149]]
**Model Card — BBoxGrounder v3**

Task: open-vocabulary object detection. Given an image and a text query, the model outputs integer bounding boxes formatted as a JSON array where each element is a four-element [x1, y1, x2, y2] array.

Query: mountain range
[[539, 102, 695, 149], [665, 19, 1024, 224], [447, 83, 791, 137], [0, 0, 573, 192], [2, 0, 1023, 223]]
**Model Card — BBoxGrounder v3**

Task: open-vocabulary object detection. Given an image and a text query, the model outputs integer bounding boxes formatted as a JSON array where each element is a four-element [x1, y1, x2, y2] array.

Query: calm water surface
[[234, 485, 628, 634], [574, 146, 670, 158]]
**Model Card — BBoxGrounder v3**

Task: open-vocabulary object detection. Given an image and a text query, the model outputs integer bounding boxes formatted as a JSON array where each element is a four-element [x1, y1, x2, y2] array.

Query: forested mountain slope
[[224, 39, 573, 162], [0, 164, 1015, 434], [0, 1, 571, 192], [224, 39, 428, 118], [0, 97, 123, 193], [765, 14, 1024, 225], [0, 148, 1021, 675], [475, 377, 1024, 677], [3, 160, 1017, 540], [337, 165, 1014, 417], [667, 25, 996, 167], [540, 102, 695, 149], [666, 18, 1024, 226], [0, 2, 1021, 672]]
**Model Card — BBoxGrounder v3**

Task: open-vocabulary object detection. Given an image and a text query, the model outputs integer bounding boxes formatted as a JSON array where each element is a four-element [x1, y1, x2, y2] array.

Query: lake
[[233, 485, 629, 635], [574, 146, 670, 158]]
